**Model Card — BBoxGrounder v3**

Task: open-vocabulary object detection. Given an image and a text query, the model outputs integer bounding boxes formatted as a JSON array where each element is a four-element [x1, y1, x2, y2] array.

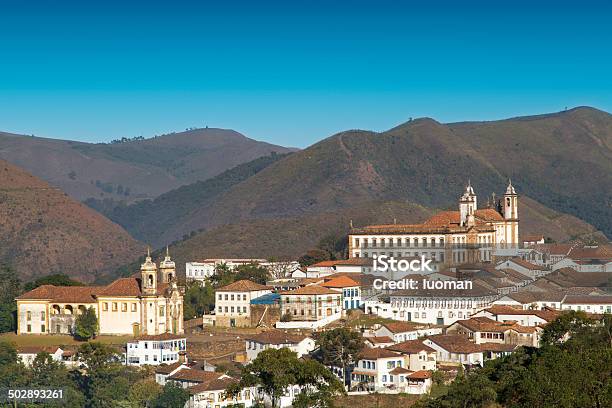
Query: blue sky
[[1, 0, 611, 147]]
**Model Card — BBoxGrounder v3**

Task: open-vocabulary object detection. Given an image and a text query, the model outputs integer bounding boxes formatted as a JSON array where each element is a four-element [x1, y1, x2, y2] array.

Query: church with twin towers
[[348, 180, 519, 266]]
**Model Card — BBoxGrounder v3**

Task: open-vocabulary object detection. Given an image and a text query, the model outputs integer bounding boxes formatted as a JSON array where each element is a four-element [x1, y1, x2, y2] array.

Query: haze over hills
[[0, 128, 296, 202], [0, 159, 145, 283], [89, 107, 610, 277]]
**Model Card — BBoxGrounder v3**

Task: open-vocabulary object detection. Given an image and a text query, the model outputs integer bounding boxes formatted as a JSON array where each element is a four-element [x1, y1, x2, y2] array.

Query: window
[[243, 294, 247, 301], [26, 311, 31, 321], [131, 303, 137, 312], [27, 324, 31, 332], [112, 302, 118, 312], [40, 325, 45, 332], [231, 294, 235, 301], [103, 302, 108, 311], [41, 311, 45, 320], [121, 303, 127, 312], [160, 306, 165, 317]]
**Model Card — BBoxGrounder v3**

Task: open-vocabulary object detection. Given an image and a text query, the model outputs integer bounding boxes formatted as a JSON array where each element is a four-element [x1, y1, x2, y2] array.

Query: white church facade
[[348, 181, 520, 266]]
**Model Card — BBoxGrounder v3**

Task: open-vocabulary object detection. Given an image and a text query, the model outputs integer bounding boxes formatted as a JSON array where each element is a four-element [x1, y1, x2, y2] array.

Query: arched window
[[148, 274, 154, 286]]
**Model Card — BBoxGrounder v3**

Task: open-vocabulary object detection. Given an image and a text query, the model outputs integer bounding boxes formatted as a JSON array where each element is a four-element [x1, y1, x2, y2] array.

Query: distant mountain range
[[0, 128, 296, 202], [0, 159, 144, 283], [83, 107, 611, 280], [2, 107, 610, 282]]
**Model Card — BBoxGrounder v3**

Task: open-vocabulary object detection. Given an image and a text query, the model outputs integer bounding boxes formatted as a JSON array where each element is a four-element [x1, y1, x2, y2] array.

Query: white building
[[321, 275, 362, 310], [244, 330, 315, 362], [367, 283, 499, 326], [496, 258, 547, 279], [187, 259, 300, 281], [385, 340, 437, 371], [348, 181, 520, 264], [16, 346, 65, 367], [474, 305, 560, 327], [277, 285, 343, 329], [215, 280, 272, 327], [126, 333, 186, 366], [370, 321, 442, 343], [561, 295, 612, 313]]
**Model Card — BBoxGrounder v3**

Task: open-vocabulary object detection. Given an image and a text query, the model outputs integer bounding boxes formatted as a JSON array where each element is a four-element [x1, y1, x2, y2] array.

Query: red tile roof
[[386, 340, 435, 354], [321, 276, 360, 288], [16, 285, 101, 303], [187, 377, 237, 394], [408, 370, 432, 379], [562, 295, 612, 305], [216, 280, 271, 292], [381, 321, 423, 334], [389, 366, 412, 375], [365, 336, 394, 345], [426, 334, 481, 354], [168, 368, 223, 383], [358, 348, 401, 360]]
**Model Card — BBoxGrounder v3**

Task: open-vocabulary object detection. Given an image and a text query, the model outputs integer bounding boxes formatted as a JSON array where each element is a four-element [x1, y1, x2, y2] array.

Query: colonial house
[[446, 317, 541, 347], [351, 347, 434, 394], [493, 291, 566, 310], [277, 285, 342, 329], [187, 259, 299, 282], [474, 305, 560, 327], [496, 258, 546, 279], [16, 250, 184, 336], [423, 334, 484, 366], [214, 280, 272, 327], [374, 283, 499, 326], [321, 275, 362, 310], [351, 347, 406, 392], [304, 258, 374, 278], [561, 295, 612, 314], [16, 346, 64, 367], [126, 333, 186, 366], [155, 361, 193, 386], [348, 181, 520, 265], [363, 336, 395, 348], [370, 321, 441, 343], [244, 330, 315, 362], [186, 377, 256, 408], [385, 340, 437, 371]]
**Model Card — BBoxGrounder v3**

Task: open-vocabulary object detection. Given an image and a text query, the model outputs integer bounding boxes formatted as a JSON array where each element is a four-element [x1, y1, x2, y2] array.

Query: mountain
[[85, 152, 292, 246], [0, 128, 296, 202], [0, 159, 145, 283], [109, 107, 609, 246], [131, 196, 604, 279], [192, 107, 611, 236]]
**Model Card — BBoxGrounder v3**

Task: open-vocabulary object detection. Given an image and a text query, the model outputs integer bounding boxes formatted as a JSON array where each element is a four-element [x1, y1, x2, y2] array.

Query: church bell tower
[[160, 246, 176, 283], [141, 248, 158, 295]]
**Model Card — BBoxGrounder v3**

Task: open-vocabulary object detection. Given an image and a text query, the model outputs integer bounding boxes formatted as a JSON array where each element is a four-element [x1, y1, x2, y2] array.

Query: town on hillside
[[3, 180, 611, 407]]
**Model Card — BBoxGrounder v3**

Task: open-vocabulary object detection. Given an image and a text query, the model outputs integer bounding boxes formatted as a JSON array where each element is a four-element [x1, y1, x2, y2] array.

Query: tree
[[228, 348, 344, 408], [539, 310, 592, 346], [24, 273, 84, 291], [76, 342, 115, 372], [152, 382, 189, 408], [128, 379, 162, 407], [298, 249, 331, 267], [0, 341, 17, 366], [234, 263, 270, 284], [74, 306, 98, 340], [316, 327, 364, 387], [0, 265, 21, 333]]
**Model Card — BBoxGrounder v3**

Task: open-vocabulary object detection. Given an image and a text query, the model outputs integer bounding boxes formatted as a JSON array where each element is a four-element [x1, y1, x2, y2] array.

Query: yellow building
[[16, 250, 184, 336]]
